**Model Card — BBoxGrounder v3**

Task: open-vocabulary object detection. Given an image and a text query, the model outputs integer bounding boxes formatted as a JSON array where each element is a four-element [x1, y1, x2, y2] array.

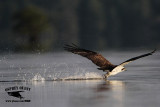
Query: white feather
[[109, 65, 125, 76]]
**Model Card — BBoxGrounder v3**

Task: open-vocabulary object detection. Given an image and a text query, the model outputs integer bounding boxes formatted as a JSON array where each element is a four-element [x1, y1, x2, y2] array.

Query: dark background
[[0, 0, 160, 52]]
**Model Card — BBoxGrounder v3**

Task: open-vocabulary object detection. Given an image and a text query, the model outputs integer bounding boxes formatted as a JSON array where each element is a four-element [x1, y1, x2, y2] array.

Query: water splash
[[31, 63, 103, 81], [32, 74, 45, 81], [0, 56, 104, 82]]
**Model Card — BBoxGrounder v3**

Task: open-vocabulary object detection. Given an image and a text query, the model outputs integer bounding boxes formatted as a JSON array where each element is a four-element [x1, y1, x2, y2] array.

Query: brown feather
[[119, 49, 156, 66], [64, 44, 114, 69]]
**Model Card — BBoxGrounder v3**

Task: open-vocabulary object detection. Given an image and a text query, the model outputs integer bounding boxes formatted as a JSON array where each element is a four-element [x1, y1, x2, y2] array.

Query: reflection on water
[[1, 78, 160, 107], [95, 80, 125, 107], [96, 80, 124, 92], [70, 80, 125, 107], [0, 51, 160, 107]]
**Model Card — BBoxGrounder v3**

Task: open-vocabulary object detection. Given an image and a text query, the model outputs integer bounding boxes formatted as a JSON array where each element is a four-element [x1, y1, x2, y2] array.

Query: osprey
[[7, 91, 24, 99], [64, 44, 156, 78]]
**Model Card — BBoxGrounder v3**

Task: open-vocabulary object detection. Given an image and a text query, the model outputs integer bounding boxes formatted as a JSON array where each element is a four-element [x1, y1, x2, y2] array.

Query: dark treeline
[[0, 0, 160, 52]]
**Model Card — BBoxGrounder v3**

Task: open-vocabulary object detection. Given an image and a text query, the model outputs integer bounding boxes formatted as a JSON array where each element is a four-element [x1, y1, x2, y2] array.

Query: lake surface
[[0, 51, 160, 107]]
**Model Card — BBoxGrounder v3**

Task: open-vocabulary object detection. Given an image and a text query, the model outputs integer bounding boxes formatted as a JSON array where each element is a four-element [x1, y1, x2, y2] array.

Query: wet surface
[[0, 51, 160, 107]]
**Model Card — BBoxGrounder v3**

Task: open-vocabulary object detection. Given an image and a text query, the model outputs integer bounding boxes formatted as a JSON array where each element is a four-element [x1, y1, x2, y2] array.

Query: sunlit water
[[0, 51, 160, 107]]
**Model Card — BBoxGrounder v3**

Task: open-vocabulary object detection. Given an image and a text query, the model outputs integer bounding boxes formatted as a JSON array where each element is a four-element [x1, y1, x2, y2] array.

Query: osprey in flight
[[7, 91, 24, 99], [64, 44, 156, 78]]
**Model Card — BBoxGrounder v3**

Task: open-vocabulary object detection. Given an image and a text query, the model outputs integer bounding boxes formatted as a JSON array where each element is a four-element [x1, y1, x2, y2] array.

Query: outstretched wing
[[119, 49, 156, 66], [64, 44, 113, 68]]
